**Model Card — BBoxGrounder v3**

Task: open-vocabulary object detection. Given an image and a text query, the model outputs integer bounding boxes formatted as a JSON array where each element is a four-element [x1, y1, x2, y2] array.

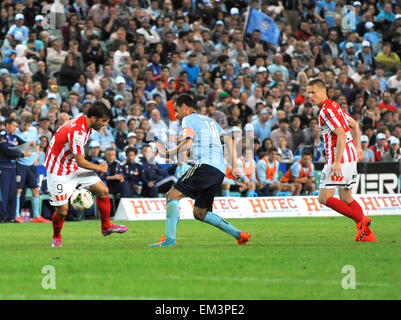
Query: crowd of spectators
[[1, 0, 401, 206]]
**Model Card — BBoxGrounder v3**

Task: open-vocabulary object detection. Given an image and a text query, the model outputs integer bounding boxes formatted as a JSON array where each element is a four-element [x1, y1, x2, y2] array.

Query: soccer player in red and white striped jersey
[[44, 114, 92, 176], [45, 102, 127, 248], [307, 78, 375, 242]]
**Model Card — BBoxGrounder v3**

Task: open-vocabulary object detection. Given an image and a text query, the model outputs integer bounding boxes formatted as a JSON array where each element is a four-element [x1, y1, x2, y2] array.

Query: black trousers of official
[[0, 166, 17, 221]]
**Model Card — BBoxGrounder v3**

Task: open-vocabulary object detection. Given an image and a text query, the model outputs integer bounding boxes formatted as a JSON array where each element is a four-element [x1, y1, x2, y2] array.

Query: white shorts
[[47, 168, 101, 206], [319, 161, 357, 190]]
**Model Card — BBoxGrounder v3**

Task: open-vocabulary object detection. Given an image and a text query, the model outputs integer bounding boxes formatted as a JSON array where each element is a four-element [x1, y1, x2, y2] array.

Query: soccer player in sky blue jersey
[[150, 93, 251, 246]]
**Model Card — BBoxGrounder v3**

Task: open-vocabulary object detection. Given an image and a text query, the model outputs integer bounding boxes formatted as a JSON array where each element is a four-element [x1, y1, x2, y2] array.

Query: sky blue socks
[[164, 201, 241, 242], [16, 195, 40, 219], [15, 195, 20, 218], [32, 197, 40, 219], [203, 211, 241, 239], [165, 200, 180, 242]]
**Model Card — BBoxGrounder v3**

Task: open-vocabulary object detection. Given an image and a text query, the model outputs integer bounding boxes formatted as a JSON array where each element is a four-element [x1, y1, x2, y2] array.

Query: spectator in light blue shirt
[[361, 135, 375, 162], [315, 0, 336, 28], [251, 108, 272, 143], [181, 53, 200, 86], [376, 3, 395, 23], [7, 14, 30, 44], [363, 22, 380, 45], [268, 54, 289, 84], [90, 126, 115, 153], [14, 113, 49, 223]]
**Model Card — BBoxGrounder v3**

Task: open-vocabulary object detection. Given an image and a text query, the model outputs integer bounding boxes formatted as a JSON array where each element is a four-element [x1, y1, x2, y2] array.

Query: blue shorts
[[16, 164, 38, 189], [173, 164, 225, 211]]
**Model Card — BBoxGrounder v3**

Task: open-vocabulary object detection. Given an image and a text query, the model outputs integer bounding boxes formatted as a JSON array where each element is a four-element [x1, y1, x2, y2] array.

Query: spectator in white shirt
[[388, 67, 401, 91]]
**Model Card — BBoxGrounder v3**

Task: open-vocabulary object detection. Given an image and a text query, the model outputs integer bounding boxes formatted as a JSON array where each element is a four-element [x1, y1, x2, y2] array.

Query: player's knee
[[166, 189, 179, 202], [98, 186, 109, 198], [193, 207, 207, 221], [56, 205, 68, 217], [318, 194, 326, 205]]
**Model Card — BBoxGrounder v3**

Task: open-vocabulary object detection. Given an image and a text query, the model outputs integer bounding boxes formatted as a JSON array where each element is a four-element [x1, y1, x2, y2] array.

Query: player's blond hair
[[307, 78, 326, 89]]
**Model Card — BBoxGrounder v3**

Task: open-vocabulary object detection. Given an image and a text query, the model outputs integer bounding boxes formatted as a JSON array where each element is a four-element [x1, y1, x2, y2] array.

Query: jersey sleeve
[[181, 117, 195, 140], [69, 129, 86, 156]]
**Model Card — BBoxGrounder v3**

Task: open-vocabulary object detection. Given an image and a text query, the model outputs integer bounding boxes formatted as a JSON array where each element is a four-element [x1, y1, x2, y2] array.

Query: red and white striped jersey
[[44, 116, 92, 176], [318, 99, 357, 165]]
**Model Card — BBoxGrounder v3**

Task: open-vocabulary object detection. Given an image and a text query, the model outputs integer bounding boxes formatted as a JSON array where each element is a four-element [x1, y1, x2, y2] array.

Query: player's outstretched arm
[[155, 138, 192, 158], [74, 154, 108, 173]]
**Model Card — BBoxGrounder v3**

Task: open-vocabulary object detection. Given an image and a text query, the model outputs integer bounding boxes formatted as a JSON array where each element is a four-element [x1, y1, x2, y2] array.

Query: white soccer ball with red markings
[[70, 188, 94, 211]]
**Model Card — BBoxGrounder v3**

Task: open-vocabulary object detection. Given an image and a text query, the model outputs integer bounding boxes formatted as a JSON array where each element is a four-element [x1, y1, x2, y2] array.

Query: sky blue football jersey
[[181, 113, 226, 174]]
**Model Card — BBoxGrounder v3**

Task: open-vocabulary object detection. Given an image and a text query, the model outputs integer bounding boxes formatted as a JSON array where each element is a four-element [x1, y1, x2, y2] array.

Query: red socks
[[52, 213, 65, 240], [326, 197, 363, 223], [53, 196, 111, 239], [348, 199, 371, 235], [97, 195, 111, 231]]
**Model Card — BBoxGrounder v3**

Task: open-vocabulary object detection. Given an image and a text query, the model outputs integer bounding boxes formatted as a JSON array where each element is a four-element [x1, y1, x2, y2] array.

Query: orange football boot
[[355, 216, 372, 241], [32, 216, 51, 223], [15, 216, 23, 223], [360, 231, 376, 242], [237, 232, 251, 245]]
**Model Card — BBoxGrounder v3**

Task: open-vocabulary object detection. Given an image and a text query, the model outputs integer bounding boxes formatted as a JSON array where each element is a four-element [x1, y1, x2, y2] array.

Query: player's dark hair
[[125, 147, 138, 156], [268, 147, 278, 154], [175, 93, 196, 109], [87, 101, 112, 120]]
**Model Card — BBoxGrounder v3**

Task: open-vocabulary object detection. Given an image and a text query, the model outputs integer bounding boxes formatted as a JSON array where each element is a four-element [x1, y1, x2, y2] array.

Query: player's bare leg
[[89, 181, 128, 236], [319, 187, 358, 220], [318, 188, 336, 205]]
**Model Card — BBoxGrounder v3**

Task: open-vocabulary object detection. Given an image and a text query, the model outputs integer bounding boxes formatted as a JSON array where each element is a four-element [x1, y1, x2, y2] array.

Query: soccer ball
[[70, 188, 94, 211]]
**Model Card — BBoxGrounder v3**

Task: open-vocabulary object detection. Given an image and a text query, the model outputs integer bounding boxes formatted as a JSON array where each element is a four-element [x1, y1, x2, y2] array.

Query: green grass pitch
[[0, 216, 400, 300]]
